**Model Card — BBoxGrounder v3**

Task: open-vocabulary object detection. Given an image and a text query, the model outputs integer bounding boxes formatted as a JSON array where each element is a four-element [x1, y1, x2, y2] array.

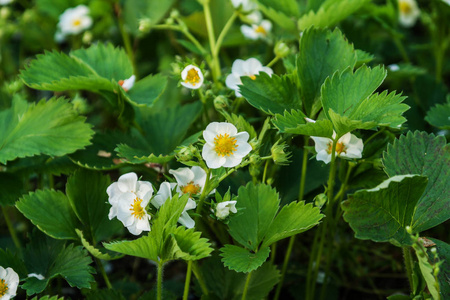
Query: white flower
[[230, 0, 257, 12], [106, 172, 153, 235], [311, 132, 364, 164], [119, 75, 136, 92], [398, 0, 420, 27], [388, 64, 400, 71], [56, 5, 92, 41], [180, 65, 204, 90], [202, 122, 252, 169], [225, 58, 273, 97], [240, 20, 272, 40], [442, 0, 450, 6], [151, 182, 197, 229], [169, 166, 211, 197], [27, 273, 45, 280], [0, 266, 19, 300], [0, 0, 13, 5], [245, 10, 262, 24], [215, 201, 237, 219]]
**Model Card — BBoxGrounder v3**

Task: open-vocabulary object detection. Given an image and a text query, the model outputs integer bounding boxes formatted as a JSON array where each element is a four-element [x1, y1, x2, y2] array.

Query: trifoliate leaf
[[76, 229, 124, 261], [0, 172, 24, 206], [66, 169, 122, 242], [425, 101, 450, 129], [228, 183, 280, 252], [298, 0, 370, 30], [383, 132, 450, 233], [342, 175, 428, 247], [261, 201, 323, 248], [16, 189, 78, 240], [0, 248, 28, 279], [427, 238, 450, 299], [228, 114, 258, 140], [220, 245, 270, 273], [239, 73, 301, 115], [171, 226, 213, 261], [7, 155, 77, 177], [0, 97, 94, 164], [297, 28, 357, 116], [272, 109, 333, 137]]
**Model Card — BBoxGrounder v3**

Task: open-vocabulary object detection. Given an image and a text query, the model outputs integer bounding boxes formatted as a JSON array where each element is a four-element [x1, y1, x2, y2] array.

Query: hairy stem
[[241, 271, 253, 300], [183, 261, 193, 300], [157, 262, 164, 300]]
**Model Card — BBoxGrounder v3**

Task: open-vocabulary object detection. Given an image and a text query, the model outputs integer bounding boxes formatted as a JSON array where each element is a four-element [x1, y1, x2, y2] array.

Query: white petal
[[178, 212, 195, 228], [169, 167, 194, 186], [241, 25, 258, 40], [316, 150, 331, 164], [338, 132, 352, 144], [223, 155, 242, 168], [203, 129, 217, 145], [184, 198, 197, 211], [225, 73, 242, 91], [246, 58, 264, 72], [117, 172, 138, 193], [202, 143, 226, 169], [151, 182, 173, 208], [122, 75, 136, 91], [191, 166, 207, 187], [135, 216, 151, 232], [126, 223, 142, 235], [311, 136, 331, 154]]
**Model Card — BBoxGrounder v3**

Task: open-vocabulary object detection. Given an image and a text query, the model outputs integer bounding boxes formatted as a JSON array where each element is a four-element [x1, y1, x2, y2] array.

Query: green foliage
[[66, 169, 121, 242], [258, 0, 299, 17], [383, 132, 450, 233], [220, 245, 271, 273], [256, 2, 297, 31], [428, 239, 450, 299], [86, 289, 126, 300], [30, 296, 65, 300], [412, 241, 440, 300], [342, 175, 428, 246], [116, 102, 202, 164], [272, 109, 333, 137], [104, 193, 212, 263], [0, 248, 28, 279], [126, 74, 167, 106], [425, 101, 450, 129], [16, 189, 79, 240], [298, 0, 370, 31], [297, 28, 357, 116], [0, 172, 24, 206], [76, 229, 124, 261], [124, 0, 176, 35], [0, 97, 94, 164], [22, 232, 95, 295], [239, 73, 301, 115]]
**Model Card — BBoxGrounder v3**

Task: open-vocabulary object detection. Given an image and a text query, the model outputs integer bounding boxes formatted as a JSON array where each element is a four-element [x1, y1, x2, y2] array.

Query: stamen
[[181, 181, 201, 195], [255, 25, 267, 35], [327, 141, 347, 155], [73, 19, 81, 26], [130, 197, 146, 220], [399, 1, 412, 14], [185, 68, 201, 86], [214, 133, 238, 157], [0, 279, 8, 297], [249, 75, 256, 80]]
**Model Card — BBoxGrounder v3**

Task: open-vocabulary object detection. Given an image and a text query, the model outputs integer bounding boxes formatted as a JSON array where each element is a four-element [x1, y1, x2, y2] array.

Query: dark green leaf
[[0, 172, 24, 206], [127, 74, 167, 107], [0, 248, 28, 279], [425, 101, 450, 129], [428, 238, 450, 299], [220, 245, 270, 273]]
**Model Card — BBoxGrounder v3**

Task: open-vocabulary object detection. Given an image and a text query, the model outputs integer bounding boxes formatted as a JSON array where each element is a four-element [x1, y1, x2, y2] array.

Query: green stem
[[403, 247, 414, 293], [151, 24, 207, 55], [242, 271, 253, 300], [202, 0, 220, 82], [183, 261, 193, 300], [116, 3, 137, 76], [95, 258, 112, 289], [262, 160, 269, 184], [305, 225, 321, 300], [157, 263, 164, 300], [196, 169, 212, 216], [2, 206, 22, 254], [266, 55, 281, 68], [213, 11, 238, 57], [270, 242, 277, 264], [298, 142, 309, 201]]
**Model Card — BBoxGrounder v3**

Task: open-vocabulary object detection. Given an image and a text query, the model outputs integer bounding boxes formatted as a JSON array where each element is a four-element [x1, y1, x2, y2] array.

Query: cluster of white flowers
[[230, 0, 272, 40], [0, 266, 19, 300], [398, 0, 420, 27], [55, 5, 92, 42]]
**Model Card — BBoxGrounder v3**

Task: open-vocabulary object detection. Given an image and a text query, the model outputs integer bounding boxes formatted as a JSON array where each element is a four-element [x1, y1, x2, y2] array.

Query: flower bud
[[405, 226, 412, 234], [274, 41, 290, 58], [5, 80, 23, 95], [271, 142, 291, 165], [213, 95, 229, 110], [175, 145, 197, 162], [314, 193, 327, 207], [170, 9, 180, 19], [71, 96, 91, 114], [139, 18, 152, 33], [82, 31, 93, 44]]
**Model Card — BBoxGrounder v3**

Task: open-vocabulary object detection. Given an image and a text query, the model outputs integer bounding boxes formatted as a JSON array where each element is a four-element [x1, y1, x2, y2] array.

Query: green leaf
[[30, 296, 65, 300], [76, 229, 124, 261], [342, 175, 428, 247], [124, 0, 176, 35], [383, 132, 450, 233], [298, 0, 370, 31], [22, 231, 95, 295], [0, 172, 24, 206], [239, 73, 301, 115], [66, 169, 121, 242], [0, 97, 94, 164], [412, 241, 440, 300], [272, 109, 333, 137], [126, 74, 167, 107], [297, 28, 357, 116], [86, 289, 126, 300], [227, 114, 258, 140], [261, 201, 323, 248], [425, 101, 450, 129], [220, 245, 271, 273], [355, 49, 375, 67], [258, 0, 299, 17], [428, 238, 450, 299], [257, 4, 296, 31], [116, 102, 202, 164], [16, 189, 79, 240], [228, 183, 280, 251], [0, 248, 28, 279], [171, 226, 213, 261]]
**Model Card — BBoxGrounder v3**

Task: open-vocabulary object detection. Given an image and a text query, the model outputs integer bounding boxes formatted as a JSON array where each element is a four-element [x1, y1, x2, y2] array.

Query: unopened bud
[[274, 41, 290, 58], [271, 142, 291, 165], [139, 18, 152, 33], [214, 95, 229, 110], [71, 96, 91, 114], [175, 145, 197, 162], [170, 9, 180, 19], [82, 31, 93, 44], [314, 193, 327, 207], [405, 226, 412, 234], [6, 80, 23, 94]]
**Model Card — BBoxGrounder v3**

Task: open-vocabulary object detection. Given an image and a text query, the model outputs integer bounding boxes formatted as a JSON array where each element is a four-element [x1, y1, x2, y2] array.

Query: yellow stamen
[[214, 133, 238, 157], [130, 197, 145, 220], [255, 25, 267, 35], [73, 19, 81, 26], [249, 75, 256, 80], [399, 1, 412, 14], [185, 68, 201, 86], [327, 141, 346, 155], [0, 279, 8, 297], [181, 181, 201, 196]]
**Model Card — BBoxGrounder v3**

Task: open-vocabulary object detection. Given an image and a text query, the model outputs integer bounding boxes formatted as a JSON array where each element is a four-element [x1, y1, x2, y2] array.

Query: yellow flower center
[[327, 141, 346, 155], [185, 68, 201, 86], [73, 19, 82, 26], [399, 1, 412, 14], [181, 181, 201, 196], [249, 75, 256, 80], [255, 25, 267, 35], [214, 133, 238, 157], [0, 279, 8, 297], [130, 197, 145, 220]]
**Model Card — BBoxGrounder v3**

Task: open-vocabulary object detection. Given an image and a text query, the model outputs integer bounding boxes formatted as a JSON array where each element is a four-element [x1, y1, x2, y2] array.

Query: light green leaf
[[383, 131, 450, 233], [256, 3, 296, 31], [126, 74, 167, 107], [228, 114, 258, 140], [220, 245, 271, 273], [327, 110, 375, 137], [412, 241, 440, 300], [0, 172, 24, 206], [66, 169, 121, 242], [261, 201, 323, 248], [258, 0, 299, 17], [228, 183, 280, 251], [272, 109, 333, 137], [239, 73, 301, 115], [297, 28, 357, 116], [0, 97, 94, 164], [298, 0, 370, 31], [342, 175, 428, 247], [16, 189, 79, 240], [171, 226, 213, 261], [425, 101, 450, 129], [30, 296, 65, 300], [116, 102, 202, 164], [428, 238, 450, 299], [76, 229, 124, 261]]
